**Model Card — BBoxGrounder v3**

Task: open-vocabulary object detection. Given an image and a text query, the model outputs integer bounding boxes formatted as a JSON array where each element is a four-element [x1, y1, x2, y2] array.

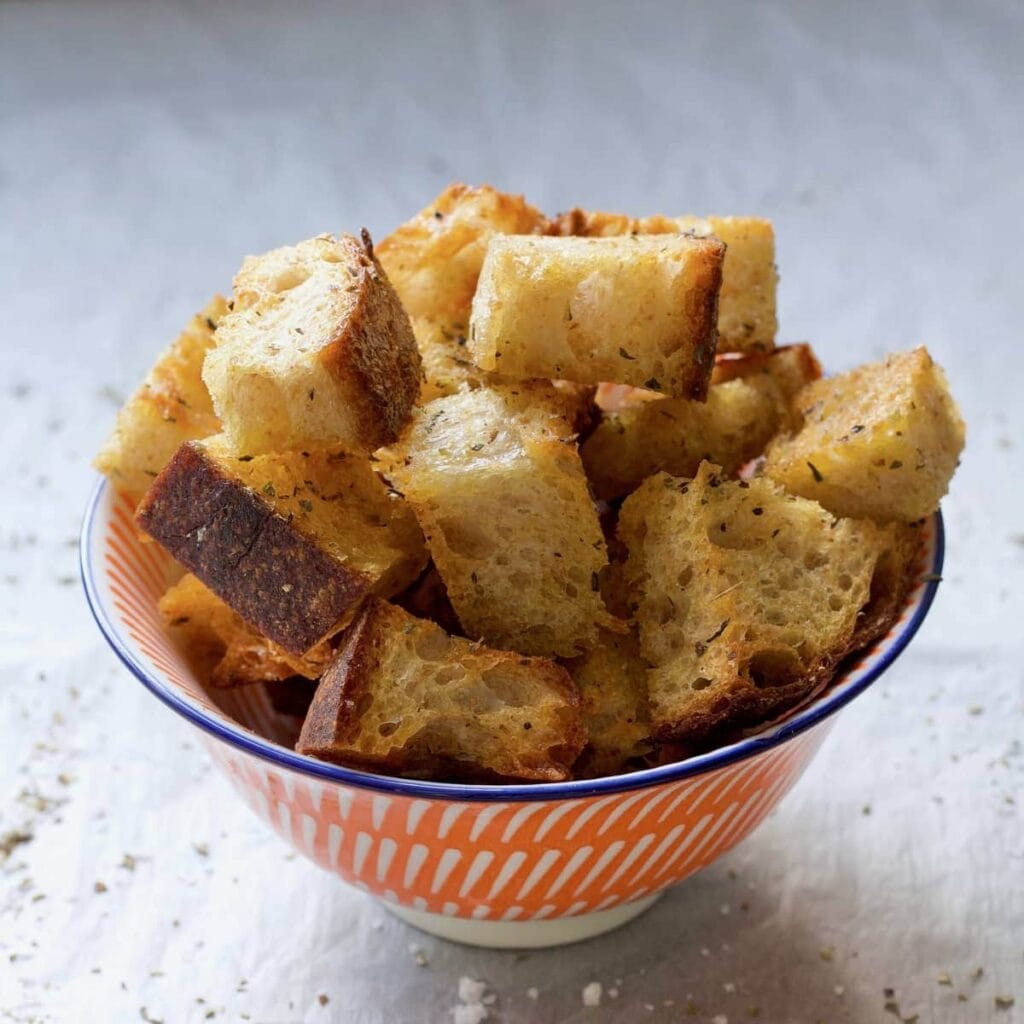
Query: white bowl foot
[[384, 894, 662, 949]]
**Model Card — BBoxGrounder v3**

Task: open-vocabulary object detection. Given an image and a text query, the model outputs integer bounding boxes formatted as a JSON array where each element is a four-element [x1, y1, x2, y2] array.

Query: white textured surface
[[1, 2, 1022, 1022]]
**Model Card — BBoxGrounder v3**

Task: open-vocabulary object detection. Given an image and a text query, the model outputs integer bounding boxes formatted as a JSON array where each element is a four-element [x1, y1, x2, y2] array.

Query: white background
[[1, 2, 1022, 1022]]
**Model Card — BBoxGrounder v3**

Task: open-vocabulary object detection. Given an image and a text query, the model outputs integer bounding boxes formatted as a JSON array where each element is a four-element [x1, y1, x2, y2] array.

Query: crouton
[[297, 599, 585, 782], [136, 437, 426, 654], [562, 629, 655, 777], [582, 344, 822, 500], [412, 316, 491, 401], [554, 209, 778, 353], [202, 233, 420, 455], [381, 385, 615, 657], [160, 574, 332, 687], [409, 318, 598, 436], [376, 182, 548, 328], [764, 347, 965, 523], [619, 463, 918, 741], [468, 234, 724, 399], [94, 296, 227, 503]]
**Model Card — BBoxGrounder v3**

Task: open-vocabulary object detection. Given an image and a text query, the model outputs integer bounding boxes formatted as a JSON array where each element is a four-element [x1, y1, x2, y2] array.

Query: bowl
[[81, 480, 943, 948]]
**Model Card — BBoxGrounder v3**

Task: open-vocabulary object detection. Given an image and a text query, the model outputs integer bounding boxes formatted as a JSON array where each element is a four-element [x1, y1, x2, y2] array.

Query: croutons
[[94, 296, 227, 503], [554, 209, 778, 353], [160, 574, 332, 687], [202, 233, 421, 456], [764, 347, 965, 523], [136, 437, 426, 654], [297, 599, 585, 782], [582, 344, 822, 500], [562, 629, 654, 778], [381, 385, 615, 657], [467, 234, 724, 399], [619, 463, 918, 741], [377, 183, 548, 327]]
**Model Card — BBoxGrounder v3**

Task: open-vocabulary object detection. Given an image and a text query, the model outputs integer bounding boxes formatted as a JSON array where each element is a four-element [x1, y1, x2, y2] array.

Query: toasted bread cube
[[382, 385, 614, 657], [412, 316, 492, 401], [202, 233, 420, 456], [136, 437, 426, 654], [562, 629, 654, 778], [468, 234, 724, 399], [582, 344, 822, 499], [619, 463, 918, 740], [764, 347, 965, 523], [94, 296, 227, 503], [554, 209, 777, 353], [160, 574, 332, 687], [377, 182, 547, 329], [297, 599, 585, 782]]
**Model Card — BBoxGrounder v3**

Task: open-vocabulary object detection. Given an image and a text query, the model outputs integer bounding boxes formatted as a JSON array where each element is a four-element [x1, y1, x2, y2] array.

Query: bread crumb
[[458, 978, 487, 1004], [455, 978, 491, 1024], [582, 981, 602, 1007], [526, 988, 538, 1001]]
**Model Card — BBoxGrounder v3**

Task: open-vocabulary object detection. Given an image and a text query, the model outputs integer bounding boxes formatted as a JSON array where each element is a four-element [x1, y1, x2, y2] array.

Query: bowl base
[[384, 893, 662, 949]]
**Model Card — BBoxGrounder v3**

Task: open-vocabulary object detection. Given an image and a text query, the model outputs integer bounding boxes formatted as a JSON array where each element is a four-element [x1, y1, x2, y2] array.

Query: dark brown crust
[[296, 602, 378, 757], [318, 233, 421, 449], [677, 238, 724, 402], [136, 442, 371, 655]]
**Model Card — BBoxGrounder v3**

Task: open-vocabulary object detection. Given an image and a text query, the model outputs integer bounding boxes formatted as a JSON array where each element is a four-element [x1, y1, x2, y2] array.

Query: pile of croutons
[[95, 184, 965, 783]]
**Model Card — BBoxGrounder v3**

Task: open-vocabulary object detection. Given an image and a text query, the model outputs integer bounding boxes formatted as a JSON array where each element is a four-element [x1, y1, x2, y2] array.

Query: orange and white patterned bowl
[[81, 481, 944, 947]]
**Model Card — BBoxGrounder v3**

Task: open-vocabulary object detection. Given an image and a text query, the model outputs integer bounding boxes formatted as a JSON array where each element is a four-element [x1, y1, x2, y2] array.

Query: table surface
[[1, 2, 1022, 1021]]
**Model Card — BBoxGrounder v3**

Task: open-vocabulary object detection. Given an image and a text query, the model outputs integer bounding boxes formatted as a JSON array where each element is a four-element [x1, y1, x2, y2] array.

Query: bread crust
[[136, 442, 371, 654], [316, 231, 422, 448]]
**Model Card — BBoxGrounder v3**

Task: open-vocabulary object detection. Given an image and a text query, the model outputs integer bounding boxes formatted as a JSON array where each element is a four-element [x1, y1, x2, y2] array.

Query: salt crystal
[[582, 981, 602, 1007], [526, 988, 538, 1001]]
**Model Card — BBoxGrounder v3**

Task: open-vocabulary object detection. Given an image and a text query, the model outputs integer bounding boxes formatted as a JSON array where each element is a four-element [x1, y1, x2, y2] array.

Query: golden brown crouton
[[562, 629, 655, 778], [764, 347, 965, 523], [553, 209, 778, 353], [468, 234, 724, 399], [160, 574, 332, 687], [203, 233, 420, 455], [619, 463, 918, 741], [582, 344, 822, 500], [297, 599, 585, 782], [381, 385, 615, 657], [376, 182, 548, 328], [94, 296, 227, 503], [136, 437, 426, 654]]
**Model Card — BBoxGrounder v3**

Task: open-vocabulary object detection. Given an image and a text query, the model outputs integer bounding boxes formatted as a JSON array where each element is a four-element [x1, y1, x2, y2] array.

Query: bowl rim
[[80, 477, 944, 803]]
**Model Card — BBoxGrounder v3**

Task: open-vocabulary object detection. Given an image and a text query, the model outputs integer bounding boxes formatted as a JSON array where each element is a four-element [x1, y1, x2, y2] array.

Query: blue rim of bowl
[[81, 477, 944, 802]]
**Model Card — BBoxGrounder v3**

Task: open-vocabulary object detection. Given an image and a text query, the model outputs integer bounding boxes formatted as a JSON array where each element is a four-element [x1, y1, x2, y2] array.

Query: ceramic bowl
[[81, 480, 943, 948]]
